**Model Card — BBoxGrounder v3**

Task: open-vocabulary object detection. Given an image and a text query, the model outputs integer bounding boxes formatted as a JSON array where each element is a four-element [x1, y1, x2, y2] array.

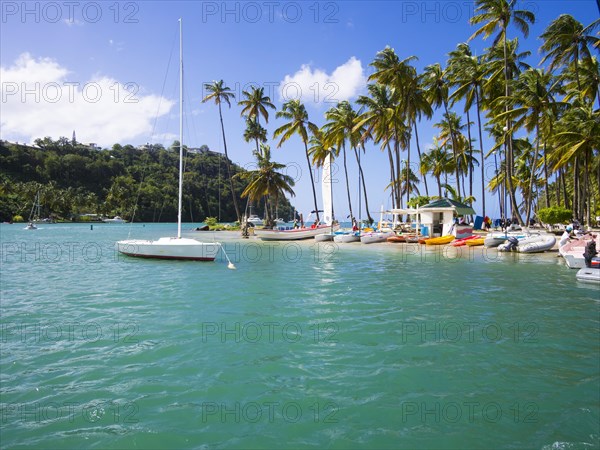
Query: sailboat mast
[[177, 18, 183, 239]]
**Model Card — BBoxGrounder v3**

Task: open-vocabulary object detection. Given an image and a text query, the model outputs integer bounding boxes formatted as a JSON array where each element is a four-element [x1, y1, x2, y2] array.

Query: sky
[[1, 0, 598, 221]]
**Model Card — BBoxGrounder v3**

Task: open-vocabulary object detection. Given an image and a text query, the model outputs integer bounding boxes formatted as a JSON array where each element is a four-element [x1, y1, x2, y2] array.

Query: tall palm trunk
[[475, 88, 486, 217], [341, 143, 354, 222], [353, 145, 373, 223], [413, 120, 428, 196], [442, 99, 461, 197], [218, 103, 241, 223], [466, 108, 474, 199], [394, 138, 402, 207], [303, 141, 320, 222], [502, 31, 523, 224], [386, 144, 396, 209], [543, 139, 550, 208], [405, 140, 411, 207], [525, 120, 541, 225]]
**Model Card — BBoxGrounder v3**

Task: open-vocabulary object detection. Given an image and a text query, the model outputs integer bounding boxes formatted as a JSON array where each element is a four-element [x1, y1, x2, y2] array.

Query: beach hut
[[419, 198, 476, 238]]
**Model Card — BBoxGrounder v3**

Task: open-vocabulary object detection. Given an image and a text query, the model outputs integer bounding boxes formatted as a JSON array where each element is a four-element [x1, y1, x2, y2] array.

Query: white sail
[[322, 154, 333, 226]]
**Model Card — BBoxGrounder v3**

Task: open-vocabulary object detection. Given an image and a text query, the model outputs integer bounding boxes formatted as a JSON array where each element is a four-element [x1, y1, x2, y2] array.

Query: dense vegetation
[[212, 4, 599, 227], [0, 138, 294, 223]]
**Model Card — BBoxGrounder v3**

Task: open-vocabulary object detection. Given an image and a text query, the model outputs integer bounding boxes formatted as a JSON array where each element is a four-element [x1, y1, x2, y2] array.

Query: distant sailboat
[[24, 191, 41, 230], [116, 19, 222, 262]]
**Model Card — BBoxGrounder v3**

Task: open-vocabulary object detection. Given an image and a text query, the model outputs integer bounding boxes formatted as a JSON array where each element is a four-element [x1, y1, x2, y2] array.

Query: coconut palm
[[540, 15, 600, 95], [420, 139, 455, 198], [323, 102, 354, 222], [355, 84, 402, 208], [549, 104, 600, 226], [202, 80, 241, 223], [422, 63, 462, 197], [239, 86, 276, 124], [470, 0, 535, 224], [236, 144, 295, 227], [274, 100, 320, 222], [496, 68, 563, 224], [447, 42, 490, 217]]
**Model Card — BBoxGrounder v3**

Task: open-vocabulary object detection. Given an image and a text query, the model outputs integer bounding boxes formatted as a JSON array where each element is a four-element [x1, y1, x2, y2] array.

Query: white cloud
[[279, 57, 366, 108], [1, 53, 174, 147]]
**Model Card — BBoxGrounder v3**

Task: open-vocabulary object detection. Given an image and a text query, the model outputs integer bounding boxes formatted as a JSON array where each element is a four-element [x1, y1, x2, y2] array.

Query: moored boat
[[576, 267, 600, 283], [334, 231, 361, 243], [559, 234, 598, 269], [256, 224, 340, 241]]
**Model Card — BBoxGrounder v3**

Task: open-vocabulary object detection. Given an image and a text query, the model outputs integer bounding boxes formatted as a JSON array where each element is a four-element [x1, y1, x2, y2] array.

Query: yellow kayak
[[465, 237, 485, 246], [425, 235, 455, 245]]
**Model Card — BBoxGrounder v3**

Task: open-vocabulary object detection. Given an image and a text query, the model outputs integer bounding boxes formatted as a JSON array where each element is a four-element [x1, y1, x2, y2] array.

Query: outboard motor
[[505, 236, 520, 252], [583, 241, 598, 268]]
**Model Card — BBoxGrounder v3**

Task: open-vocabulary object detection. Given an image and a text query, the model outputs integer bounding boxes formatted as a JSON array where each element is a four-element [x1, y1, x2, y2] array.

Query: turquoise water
[[1, 223, 598, 449]]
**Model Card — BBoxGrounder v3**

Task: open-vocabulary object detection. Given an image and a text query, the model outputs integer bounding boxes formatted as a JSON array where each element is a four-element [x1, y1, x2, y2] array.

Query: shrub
[[537, 206, 572, 225], [12, 215, 24, 222]]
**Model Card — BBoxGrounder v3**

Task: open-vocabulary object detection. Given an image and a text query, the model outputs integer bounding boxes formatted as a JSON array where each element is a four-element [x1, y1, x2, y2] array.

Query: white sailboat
[[24, 191, 41, 230], [116, 19, 221, 262]]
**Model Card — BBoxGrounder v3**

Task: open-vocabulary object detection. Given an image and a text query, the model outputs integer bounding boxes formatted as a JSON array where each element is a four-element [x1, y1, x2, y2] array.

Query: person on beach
[[559, 225, 574, 247]]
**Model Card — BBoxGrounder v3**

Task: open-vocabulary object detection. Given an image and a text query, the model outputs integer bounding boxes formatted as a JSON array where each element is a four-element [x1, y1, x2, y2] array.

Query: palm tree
[[447, 42, 489, 217], [239, 86, 276, 123], [369, 48, 432, 204], [239, 86, 277, 153], [274, 100, 320, 222], [323, 102, 354, 222], [540, 15, 600, 96], [540, 15, 599, 222], [202, 80, 241, 223], [236, 144, 295, 227], [497, 68, 562, 225], [549, 105, 599, 226], [420, 139, 455, 198], [470, 0, 535, 224], [422, 63, 462, 197], [355, 84, 403, 208]]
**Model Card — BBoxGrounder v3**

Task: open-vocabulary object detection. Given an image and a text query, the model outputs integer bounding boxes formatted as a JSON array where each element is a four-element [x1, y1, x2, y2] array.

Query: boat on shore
[[361, 230, 395, 244], [498, 234, 556, 253], [425, 235, 455, 246], [255, 223, 339, 241], [466, 237, 485, 246], [451, 235, 478, 247], [559, 234, 598, 269]]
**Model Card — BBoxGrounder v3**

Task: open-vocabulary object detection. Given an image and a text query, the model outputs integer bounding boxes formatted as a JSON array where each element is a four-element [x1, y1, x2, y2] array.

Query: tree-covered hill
[[0, 138, 294, 223]]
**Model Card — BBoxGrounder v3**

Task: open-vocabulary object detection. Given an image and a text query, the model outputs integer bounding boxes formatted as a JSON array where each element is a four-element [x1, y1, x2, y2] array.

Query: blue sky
[[1, 1, 598, 220]]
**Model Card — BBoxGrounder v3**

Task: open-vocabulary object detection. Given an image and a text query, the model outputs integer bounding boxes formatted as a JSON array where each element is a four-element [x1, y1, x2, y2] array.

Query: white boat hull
[[361, 231, 395, 244], [116, 237, 219, 261], [517, 234, 556, 253], [576, 268, 600, 284], [333, 232, 360, 243], [255, 224, 340, 241], [314, 232, 336, 242]]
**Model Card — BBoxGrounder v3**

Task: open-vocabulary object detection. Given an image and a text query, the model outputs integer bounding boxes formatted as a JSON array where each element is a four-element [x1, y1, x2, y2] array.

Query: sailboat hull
[[116, 237, 219, 261]]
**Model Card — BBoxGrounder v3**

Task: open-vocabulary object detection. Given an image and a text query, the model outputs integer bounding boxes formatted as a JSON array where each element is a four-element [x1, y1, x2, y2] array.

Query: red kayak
[[451, 235, 478, 247], [387, 235, 406, 243]]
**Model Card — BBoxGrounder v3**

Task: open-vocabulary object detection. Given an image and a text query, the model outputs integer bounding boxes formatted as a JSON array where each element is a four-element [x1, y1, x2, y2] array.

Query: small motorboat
[[103, 216, 126, 223], [24, 222, 38, 230], [559, 234, 598, 269], [576, 267, 600, 283], [484, 231, 530, 248], [425, 235, 455, 246], [498, 234, 556, 253]]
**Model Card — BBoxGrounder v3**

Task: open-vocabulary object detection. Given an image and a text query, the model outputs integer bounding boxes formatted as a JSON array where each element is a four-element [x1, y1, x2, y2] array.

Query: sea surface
[[1, 223, 598, 449]]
